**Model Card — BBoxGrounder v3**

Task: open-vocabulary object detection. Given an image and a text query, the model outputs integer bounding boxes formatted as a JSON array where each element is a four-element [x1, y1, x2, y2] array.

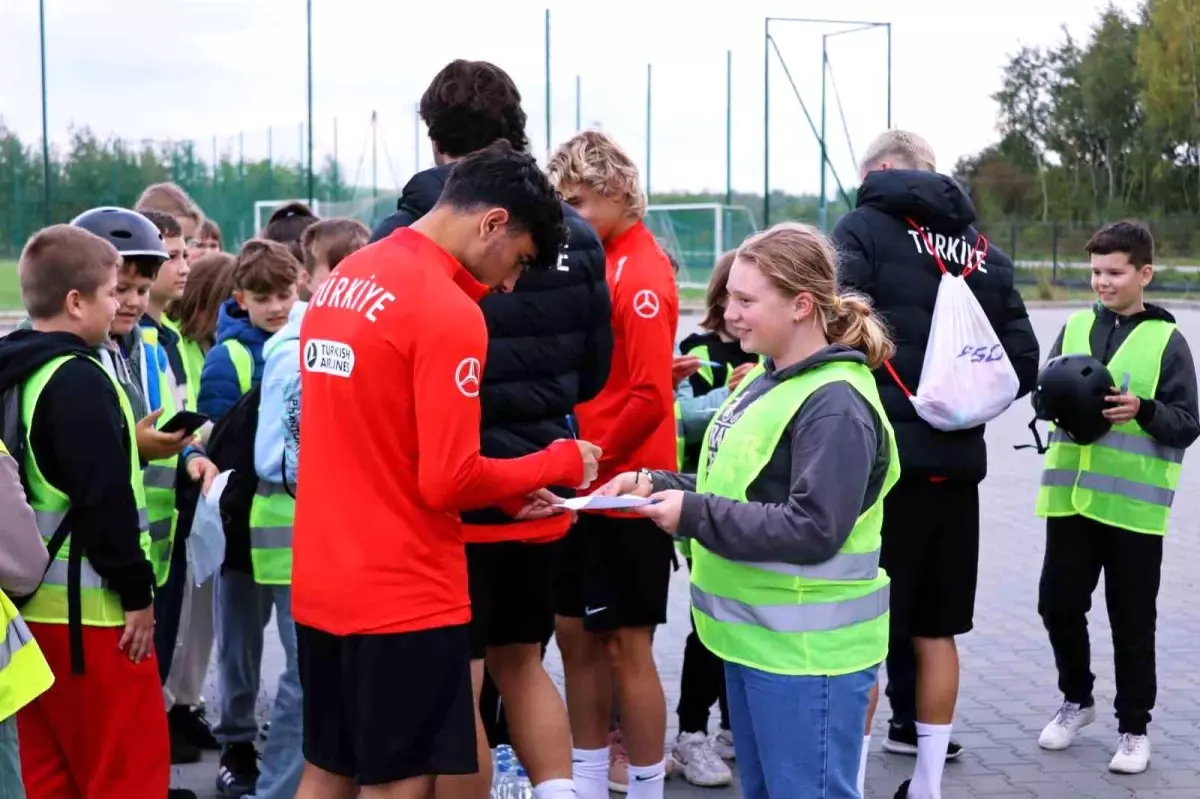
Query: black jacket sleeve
[[1136, 330, 1200, 450], [31, 360, 155, 611], [369, 205, 421, 244], [578, 273, 613, 404], [998, 278, 1041, 399]]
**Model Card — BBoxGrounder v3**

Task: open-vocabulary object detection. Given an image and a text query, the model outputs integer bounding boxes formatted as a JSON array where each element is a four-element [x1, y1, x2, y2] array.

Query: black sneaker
[[169, 721, 202, 765], [168, 790, 198, 799], [893, 778, 911, 798], [883, 722, 964, 759], [169, 705, 220, 751], [215, 742, 260, 798]]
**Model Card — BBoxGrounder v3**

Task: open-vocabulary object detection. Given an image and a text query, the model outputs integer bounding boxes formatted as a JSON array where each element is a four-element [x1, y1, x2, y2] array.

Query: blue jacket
[[197, 298, 272, 422], [255, 301, 305, 486]]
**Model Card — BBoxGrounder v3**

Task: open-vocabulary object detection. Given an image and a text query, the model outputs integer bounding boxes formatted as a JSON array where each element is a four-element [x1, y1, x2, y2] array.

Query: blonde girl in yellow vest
[[597, 222, 900, 799]]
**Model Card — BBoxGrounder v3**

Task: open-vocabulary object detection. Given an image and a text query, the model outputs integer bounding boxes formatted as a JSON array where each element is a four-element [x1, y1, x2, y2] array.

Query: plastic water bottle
[[491, 758, 514, 799], [511, 766, 533, 799]]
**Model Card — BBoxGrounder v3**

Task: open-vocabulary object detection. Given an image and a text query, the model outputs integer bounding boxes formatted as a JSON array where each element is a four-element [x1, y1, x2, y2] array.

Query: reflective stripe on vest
[[0, 593, 54, 721], [690, 360, 899, 677], [19, 355, 151, 627], [249, 481, 294, 585], [1035, 310, 1181, 535]]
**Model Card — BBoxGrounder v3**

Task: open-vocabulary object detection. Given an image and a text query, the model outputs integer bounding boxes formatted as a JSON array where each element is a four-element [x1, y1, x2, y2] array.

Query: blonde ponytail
[[826, 292, 894, 369]]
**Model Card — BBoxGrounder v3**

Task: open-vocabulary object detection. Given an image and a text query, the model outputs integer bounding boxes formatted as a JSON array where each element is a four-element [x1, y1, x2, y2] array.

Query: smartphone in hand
[[159, 410, 210, 436]]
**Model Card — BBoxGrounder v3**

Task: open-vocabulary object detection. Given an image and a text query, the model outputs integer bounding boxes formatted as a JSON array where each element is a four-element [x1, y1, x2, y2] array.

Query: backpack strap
[[224, 341, 254, 396], [882, 219, 993, 395]]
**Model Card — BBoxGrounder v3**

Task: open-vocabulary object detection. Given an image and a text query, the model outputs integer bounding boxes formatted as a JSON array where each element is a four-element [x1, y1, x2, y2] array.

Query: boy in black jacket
[[0, 225, 168, 798], [1035, 221, 1199, 775]]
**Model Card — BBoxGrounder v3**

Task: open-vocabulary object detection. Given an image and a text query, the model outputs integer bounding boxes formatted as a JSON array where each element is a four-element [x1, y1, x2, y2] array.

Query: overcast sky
[[1, 0, 1139, 202]]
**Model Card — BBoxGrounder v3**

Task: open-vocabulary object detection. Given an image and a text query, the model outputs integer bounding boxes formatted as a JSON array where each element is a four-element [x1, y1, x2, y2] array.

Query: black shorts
[[555, 514, 675, 631], [297, 622, 476, 784], [879, 476, 980, 639], [467, 540, 558, 660]]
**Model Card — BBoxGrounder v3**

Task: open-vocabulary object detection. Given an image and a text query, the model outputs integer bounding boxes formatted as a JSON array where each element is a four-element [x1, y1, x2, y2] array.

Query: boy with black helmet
[[1034, 220, 1199, 775]]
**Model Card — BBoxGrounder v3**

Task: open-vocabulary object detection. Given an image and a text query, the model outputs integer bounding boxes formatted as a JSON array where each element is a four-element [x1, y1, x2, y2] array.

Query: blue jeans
[[0, 717, 24, 798], [724, 661, 878, 799], [214, 569, 303, 799]]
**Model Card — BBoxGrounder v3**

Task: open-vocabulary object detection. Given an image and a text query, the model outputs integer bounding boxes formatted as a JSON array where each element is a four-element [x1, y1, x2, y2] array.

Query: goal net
[[644, 203, 759, 287], [252, 199, 323, 236]]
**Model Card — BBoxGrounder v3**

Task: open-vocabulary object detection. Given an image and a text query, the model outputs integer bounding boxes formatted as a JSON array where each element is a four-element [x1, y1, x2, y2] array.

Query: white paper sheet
[[186, 470, 233, 586], [557, 494, 661, 511]]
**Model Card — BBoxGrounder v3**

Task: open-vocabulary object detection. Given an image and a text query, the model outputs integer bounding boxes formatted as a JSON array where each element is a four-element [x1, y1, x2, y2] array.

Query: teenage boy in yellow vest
[[0, 225, 168, 798], [1035, 221, 1199, 775]]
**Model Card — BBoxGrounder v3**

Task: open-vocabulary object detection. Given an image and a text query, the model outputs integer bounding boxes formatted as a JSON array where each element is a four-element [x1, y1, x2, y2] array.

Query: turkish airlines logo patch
[[455, 357, 482, 398], [633, 289, 660, 319], [303, 339, 355, 378]]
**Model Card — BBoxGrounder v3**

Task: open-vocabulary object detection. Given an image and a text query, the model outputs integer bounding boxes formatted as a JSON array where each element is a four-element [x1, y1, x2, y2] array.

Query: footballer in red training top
[[547, 130, 679, 797], [289, 142, 598, 795]]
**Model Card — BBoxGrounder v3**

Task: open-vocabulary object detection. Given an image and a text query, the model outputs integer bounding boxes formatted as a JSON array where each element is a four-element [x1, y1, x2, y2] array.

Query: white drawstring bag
[[883, 220, 1020, 431]]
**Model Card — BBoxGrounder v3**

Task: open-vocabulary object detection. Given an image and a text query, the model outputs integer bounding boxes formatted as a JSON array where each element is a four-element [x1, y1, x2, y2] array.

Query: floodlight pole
[[39, 0, 50, 224], [545, 9, 551, 159], [762, 19, 770, 226], [819, 39, 828, 231], [306, 0, 314, 205], [764, 17, 891, 230], [725, 49, 733, 208], [646, 63, 652, 199], [887, 23, 893, 127]]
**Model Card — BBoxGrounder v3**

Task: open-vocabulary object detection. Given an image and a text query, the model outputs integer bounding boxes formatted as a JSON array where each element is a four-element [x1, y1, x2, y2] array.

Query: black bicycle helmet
[[1032, 354, 1114, 445], [70, 207, 168, 262]]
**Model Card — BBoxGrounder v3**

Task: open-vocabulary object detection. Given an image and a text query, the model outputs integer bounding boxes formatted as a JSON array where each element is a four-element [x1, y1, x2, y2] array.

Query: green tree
[[1138, 0, 1200, 209], [994, 45, 1054, 220]]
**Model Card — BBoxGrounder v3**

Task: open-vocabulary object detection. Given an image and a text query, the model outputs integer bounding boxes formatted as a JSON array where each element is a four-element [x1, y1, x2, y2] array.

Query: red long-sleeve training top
[[575, 221, 679, 497], [291, 228, 584, 635]]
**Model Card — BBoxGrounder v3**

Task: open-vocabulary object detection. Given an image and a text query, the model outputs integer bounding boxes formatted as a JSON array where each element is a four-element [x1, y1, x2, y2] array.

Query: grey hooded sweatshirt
[[652, 345, 894, 566], [0, 447, 49, 598]]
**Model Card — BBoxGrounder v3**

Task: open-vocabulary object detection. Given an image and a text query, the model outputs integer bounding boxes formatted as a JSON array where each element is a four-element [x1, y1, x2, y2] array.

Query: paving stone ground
[[176, 306, 1200, 798]]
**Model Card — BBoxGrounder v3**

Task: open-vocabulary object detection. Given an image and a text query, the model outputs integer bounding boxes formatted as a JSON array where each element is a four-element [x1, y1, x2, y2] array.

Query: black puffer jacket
[[371, 165, 613, 522], [833, 169, 1041, 482]]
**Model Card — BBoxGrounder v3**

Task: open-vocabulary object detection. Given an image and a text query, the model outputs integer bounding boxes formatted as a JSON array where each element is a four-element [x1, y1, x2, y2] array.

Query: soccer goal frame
[[252, 198, 323, 235], [645, 202, 759, 287]]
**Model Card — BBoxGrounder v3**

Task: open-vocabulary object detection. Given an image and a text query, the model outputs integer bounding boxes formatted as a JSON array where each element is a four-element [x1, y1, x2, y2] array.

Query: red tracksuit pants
[[17, 623, 169, 799]]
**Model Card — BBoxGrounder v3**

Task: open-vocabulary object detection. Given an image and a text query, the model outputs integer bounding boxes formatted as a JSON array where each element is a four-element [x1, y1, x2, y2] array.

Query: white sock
[[571, 748, 609, 799], [533, 778, 578, 799], [907, 722, 951, 799], [857, 734, 870, 796], [626, 761, 666, 799]]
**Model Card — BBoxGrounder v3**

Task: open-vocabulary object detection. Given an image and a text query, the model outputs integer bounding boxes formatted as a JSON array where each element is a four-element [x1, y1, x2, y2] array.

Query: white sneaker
[[711, 728, 736, 760], [670, 732, 734, 788], [1038, 701, 1097, 750], [1109, 733, 1151, 774]]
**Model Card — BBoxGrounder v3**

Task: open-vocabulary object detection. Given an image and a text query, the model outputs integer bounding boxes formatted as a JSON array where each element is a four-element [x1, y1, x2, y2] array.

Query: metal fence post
[[1051, 221, 1059, 284]]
